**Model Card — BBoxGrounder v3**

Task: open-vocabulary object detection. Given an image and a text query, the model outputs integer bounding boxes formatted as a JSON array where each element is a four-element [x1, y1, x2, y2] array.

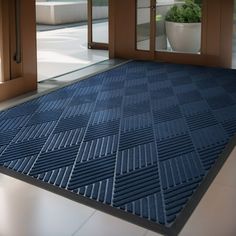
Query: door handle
[[14, 0, 21, 64]]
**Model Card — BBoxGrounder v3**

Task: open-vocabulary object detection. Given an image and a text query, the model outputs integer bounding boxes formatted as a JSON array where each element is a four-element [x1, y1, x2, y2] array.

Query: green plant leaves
[[165, 0, 201, 23]]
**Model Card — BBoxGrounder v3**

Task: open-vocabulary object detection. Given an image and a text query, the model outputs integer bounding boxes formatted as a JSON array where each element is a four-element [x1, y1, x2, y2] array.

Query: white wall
[[36, 2, 108, 25]]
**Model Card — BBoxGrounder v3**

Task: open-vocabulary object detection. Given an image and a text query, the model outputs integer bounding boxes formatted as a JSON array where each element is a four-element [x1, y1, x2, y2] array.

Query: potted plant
[[165, 0, 202, 53]]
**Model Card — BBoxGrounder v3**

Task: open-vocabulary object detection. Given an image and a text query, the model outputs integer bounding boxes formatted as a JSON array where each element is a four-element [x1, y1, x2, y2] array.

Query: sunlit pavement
[[37, 22, 109, 81]]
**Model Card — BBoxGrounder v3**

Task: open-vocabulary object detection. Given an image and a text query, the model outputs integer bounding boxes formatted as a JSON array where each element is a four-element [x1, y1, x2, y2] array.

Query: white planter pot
[[165, 21, 201, 53]]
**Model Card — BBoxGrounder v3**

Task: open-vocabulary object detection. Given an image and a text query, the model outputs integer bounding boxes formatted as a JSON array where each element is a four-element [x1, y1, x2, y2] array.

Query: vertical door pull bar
[[14, 0, 21, 64]]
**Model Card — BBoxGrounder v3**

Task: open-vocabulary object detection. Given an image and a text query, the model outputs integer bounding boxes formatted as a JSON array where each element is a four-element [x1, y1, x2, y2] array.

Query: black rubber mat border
[[171, 134, 236, 235]]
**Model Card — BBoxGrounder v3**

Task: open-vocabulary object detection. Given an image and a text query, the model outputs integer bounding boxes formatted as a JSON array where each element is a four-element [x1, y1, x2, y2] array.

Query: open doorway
[[35, 0, 109, 82], [88, 0, 109, 49]]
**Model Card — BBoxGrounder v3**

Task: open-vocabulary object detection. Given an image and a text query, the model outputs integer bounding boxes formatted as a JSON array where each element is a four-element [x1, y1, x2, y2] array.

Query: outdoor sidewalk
[[37, 22, 108, 81]]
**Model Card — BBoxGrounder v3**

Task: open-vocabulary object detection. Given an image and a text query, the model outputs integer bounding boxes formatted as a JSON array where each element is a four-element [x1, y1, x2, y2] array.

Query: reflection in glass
[[156, 0, 202, 54], [92, 0, 108, 44], [136, 0, 151, 51]]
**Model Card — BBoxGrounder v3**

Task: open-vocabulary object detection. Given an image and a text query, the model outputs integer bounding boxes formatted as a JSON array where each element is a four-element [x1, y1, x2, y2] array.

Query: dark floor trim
[[38, 59, 110, 83], [0, 59, 130, 112]]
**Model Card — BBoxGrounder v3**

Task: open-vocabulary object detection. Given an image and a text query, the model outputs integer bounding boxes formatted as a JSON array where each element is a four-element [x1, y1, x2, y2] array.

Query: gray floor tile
[[74, 211, 146, 236], [0, 174, 95, 236]]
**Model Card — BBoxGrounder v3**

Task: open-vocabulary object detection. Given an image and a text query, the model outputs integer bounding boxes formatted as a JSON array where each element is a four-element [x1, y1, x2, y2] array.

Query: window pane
[[0, 24, 3, 82], [92, 0, 108, 44], [156, 0, 202, 54], [136, 0, 151, 51]]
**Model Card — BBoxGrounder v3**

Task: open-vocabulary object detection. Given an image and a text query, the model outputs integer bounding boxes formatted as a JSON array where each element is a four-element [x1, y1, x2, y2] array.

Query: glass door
[[136, 0, 152, 51], [0, 26, 3, 82], [136, 0, 156, 59], [155, 0, 202, 54], [88, 0, 109, 50], [0, 0, 22, 83], [136, 0, 203, 59]]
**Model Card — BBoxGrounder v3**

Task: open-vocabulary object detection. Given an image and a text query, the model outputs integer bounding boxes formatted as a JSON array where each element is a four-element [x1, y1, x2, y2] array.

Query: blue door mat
[[0, 61, 236, 235]]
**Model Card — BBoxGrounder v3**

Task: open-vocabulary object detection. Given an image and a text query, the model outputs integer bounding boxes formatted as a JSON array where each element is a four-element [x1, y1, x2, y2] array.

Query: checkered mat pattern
[[0, 61, 236, 229]]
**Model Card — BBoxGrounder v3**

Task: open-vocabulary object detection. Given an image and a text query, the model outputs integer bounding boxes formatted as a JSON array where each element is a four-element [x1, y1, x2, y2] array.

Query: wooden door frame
[[88, 0, 109, 50], [0, 0, 11, 82], [135, 0, 213, 65], [153, 0, 234, 68], [109, 0, 234, 68], [133, 0, 156, 60], [0, 0, 37, 102], [154, 0, 204, 63]]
